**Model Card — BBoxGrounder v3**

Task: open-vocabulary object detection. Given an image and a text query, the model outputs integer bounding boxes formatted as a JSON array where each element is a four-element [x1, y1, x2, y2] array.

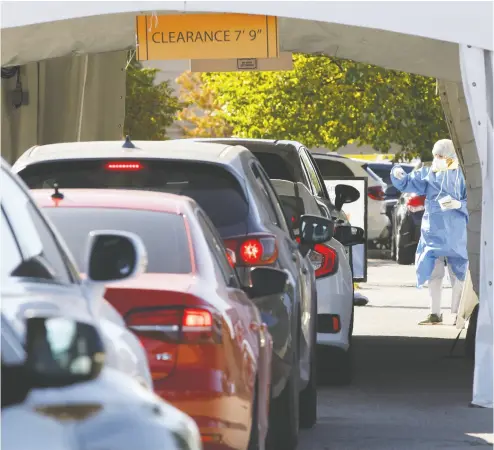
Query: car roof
[[30, 188, 193, 214], [16, 139, 246, 167], [311, 152, 351, 160]]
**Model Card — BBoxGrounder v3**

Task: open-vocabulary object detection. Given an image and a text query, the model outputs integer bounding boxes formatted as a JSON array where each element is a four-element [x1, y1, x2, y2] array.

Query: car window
[[1, 168, 43, 258], [1, 210, 22, 280], [250, 162, 281, 226], [44, 208, 192, 274], [25, 203, 72, 284], [314, 158, 355, 178], [253, 152, 296, 182], [197, 211, 239, 287], [256, 164, 292, 235], [299, 149, 325, 198], [18, 160, 249, 238], [1, 168, 73, 284], [1, 317, 24, 366]]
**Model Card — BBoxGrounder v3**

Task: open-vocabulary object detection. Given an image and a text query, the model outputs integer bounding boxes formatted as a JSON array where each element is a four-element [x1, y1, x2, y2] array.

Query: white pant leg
[[428, 258, 446, 315], [446, 262, 464, 314]]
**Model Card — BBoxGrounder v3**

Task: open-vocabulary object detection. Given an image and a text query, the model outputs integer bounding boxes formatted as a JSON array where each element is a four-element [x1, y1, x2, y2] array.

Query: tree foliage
[[178, 54, 449, 161], [176, 71, 234, 137], [124, 58, 180, 140]]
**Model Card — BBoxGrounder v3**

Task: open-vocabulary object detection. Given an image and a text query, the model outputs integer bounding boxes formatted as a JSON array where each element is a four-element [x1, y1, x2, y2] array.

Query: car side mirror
[[243, 267, 288, 299], [335, 184, 360, 211], [84, 231, 147, 283], [25, 316, 105, 389], [334, 225, 366, 246]]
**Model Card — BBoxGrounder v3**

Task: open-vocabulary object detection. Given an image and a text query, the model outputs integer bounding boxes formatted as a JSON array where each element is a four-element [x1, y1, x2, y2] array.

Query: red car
[[32, 188, 287, 450]]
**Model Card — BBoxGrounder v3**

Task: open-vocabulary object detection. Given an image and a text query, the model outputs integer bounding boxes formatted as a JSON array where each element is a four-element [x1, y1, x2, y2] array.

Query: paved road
[[299, 259, 493, 450]]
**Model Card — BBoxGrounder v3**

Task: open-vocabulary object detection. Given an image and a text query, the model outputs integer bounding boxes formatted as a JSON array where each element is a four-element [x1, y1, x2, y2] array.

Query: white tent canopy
[[1, 0, 492, 408]]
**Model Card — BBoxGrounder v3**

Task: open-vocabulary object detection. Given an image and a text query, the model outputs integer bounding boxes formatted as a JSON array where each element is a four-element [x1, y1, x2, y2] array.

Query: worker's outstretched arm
[[390, 166, 428, 196]]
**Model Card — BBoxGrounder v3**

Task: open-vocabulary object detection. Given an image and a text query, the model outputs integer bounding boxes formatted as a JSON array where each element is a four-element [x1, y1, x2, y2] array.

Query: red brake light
[[224, 235, 278, 266], [367, 186, 384, 201], [104, 161, 144, 171], [183, 309, 212, 328], [126, 307, 215, 344], [295, 238, 338, 278], [407, 195, 426, 213]]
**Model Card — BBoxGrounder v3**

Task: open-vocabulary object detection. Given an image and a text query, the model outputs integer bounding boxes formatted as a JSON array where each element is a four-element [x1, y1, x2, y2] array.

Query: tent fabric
[[460, 44, 494, 409], [1, 51, 127, 163]]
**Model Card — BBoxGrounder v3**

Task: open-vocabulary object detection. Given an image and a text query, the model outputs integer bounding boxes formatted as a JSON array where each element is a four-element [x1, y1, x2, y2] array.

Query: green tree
[[187, 54, 448, 160], [124, 58, 180, 140], [176, 71, 233, 137]]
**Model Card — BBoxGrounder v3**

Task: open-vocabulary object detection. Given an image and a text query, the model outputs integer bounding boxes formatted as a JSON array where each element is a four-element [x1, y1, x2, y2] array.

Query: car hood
[[21, 367, 201, 450]]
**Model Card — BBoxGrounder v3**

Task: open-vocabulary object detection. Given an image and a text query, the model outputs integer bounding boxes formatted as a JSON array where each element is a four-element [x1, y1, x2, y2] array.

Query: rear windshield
[[19, 160, 249, 232], [44, 208, 191, 274], [367, 164, 413, 185], [313, 158, 354, 178], [253, 152, 296, 182]]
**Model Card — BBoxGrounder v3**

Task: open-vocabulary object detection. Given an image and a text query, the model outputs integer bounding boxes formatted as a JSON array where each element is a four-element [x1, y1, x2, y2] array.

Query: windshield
[[18, 159, 249, 236], [44, 208, 192, 274]]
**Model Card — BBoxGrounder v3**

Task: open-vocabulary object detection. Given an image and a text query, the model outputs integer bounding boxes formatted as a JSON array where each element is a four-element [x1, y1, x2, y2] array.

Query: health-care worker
[[391, 139, 468, 325]]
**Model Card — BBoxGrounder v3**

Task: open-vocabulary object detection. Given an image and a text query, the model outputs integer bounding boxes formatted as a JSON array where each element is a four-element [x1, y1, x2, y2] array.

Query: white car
[[0, 158, 153, 389], [311, 153, 390, 243], [272, 179, 363, 385], [1, 314, 202, 450]]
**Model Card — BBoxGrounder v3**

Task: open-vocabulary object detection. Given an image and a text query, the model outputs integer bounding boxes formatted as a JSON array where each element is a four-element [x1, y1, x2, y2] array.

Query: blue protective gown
[[391, 165, 469, 287]]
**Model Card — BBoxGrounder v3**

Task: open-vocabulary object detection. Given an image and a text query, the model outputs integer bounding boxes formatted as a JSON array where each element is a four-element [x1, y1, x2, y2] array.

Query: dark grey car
[[13, 138, 334, 450]]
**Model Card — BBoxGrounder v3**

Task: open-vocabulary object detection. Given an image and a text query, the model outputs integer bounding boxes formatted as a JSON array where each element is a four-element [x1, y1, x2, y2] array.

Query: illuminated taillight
[[104, 161, 144, 171], [126, 307, 215, 343], [368, 186, 384, 201], [224, 235, 278, 266], [407, 195, 426, 213], [183, 309, 212, 328]]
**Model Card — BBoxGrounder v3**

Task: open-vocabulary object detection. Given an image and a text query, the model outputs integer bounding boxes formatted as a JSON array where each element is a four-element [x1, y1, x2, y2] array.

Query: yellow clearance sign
[[136, 14, 279, 61]]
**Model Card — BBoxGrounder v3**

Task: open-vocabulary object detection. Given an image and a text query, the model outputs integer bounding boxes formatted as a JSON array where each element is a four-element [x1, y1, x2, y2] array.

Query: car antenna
[[51, 183, 64, 200], [122, 135, 136, 149]]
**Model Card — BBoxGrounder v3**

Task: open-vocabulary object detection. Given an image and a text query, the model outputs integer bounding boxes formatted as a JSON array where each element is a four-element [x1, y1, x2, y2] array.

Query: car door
[[0, 168, 150, 387], [249, 161, 315, 375], [195, 209, 260, 418]]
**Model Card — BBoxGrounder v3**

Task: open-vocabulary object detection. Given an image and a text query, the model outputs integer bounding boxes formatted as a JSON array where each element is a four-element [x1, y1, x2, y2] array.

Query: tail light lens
[[368, 186, 385, 201], [104, 161, 144, 171], [224, 234, 278, 266], [295, 238, 338, 278], [407, 195, 426, 213], [126, 307, 217, 381]]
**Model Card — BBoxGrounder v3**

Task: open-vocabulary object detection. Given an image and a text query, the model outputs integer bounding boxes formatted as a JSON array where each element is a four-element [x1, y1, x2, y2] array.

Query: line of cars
[[2, 137, 365, 450]]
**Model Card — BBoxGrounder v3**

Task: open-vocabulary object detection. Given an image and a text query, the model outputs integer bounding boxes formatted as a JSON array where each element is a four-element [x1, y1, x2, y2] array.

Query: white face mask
[[432, 158, 448, 171]]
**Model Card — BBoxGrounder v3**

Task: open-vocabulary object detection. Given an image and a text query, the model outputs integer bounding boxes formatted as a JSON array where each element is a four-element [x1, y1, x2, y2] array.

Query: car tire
[[247, 381, 260, 450], [267, 336, 300, 450], [391, 233, 397, 261], [395, 233, 415, 265], [465, 304, 479, 360], [299, 306, 317, 429]]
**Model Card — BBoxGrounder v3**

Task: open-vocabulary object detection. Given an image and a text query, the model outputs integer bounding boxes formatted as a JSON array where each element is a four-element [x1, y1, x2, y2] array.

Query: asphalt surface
[[299, 259, 493, 450]]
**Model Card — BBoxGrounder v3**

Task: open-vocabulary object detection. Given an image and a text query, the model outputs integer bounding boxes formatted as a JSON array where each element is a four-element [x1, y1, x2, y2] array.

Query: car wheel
[[391, 232, 397, 261], [299, 308, 317, 429], [247, 382, 260, 450], [267, 336, 300, 450], [396, 233, 415, 265]]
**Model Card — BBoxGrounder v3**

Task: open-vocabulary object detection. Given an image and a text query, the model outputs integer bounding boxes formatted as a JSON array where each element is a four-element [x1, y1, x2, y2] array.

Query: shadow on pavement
[[302, 336, 493, 450]]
